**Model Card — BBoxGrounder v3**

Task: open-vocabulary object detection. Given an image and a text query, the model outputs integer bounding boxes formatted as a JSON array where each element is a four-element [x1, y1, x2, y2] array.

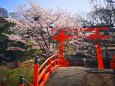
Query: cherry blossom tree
[[7, 2, 82, 57]]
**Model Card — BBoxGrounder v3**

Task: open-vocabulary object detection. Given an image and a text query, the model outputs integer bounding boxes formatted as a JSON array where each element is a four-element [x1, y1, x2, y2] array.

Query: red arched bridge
[[19, 26, 115, 86]]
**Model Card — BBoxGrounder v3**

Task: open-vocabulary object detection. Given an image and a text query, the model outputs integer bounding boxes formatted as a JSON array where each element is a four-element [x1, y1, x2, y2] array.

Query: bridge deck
[[45, 67, 115, 86]]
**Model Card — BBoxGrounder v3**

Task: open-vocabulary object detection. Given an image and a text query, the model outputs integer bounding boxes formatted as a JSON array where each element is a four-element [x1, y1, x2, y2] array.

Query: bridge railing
[[19, 54, 69, 86], [36, 54, 69, 86]]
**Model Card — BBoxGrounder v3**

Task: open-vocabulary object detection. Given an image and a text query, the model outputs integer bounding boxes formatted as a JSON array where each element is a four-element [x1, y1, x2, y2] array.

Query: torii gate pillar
[[95, 44, 104, 69]]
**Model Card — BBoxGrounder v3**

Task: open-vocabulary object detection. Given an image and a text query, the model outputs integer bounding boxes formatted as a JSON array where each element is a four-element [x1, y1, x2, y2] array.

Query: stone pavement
[[45, 67, 115, 86]]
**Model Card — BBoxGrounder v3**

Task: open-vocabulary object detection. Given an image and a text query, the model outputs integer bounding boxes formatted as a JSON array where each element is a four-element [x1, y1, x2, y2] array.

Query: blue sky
[[0, 0, 91, 13]]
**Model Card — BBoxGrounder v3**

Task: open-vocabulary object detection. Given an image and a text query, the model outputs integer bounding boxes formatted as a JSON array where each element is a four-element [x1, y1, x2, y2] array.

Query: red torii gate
[[52, 30, 72, 56], [84, 27, 110, 69]]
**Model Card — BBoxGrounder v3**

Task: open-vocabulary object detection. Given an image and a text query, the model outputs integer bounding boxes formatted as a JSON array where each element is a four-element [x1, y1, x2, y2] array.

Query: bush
[[0, 58, 45, 86], [0, 60, 34, 86], [0, 66, 20, 86]]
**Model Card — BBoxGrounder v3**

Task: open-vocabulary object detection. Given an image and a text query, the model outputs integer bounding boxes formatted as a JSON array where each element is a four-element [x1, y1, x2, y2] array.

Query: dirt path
[[45, 67, 115, 86]]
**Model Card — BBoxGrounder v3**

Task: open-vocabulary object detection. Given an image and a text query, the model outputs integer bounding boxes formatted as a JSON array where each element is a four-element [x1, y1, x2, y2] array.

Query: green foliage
[[8, 40, 26, 49], [0, 22, 14, 34], [18, 60, 34, 85], [0, 59, 44, 86], [26, 40, 35, 47], [21, 49, 38, 61], [0, 19, 15, 57], [17, 39, 39, 61], [6, 50, 25, 61], [0, 18, 38, 62], [0, 66, 20, 86], [0, 60, 33, 86]]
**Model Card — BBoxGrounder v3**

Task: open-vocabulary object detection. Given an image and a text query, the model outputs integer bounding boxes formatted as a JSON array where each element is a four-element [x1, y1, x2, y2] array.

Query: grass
[[0, 66, 21, 86]]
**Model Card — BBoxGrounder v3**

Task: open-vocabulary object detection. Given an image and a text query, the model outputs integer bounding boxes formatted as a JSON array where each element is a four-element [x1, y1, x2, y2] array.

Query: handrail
[[37, 54, 69, 86], [39, 54, 69, 71], [39, 54, 59, 72]]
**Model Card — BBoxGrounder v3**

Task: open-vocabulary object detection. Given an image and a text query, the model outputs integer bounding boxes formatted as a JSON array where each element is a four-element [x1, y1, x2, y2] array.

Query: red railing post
[[33, 56, 39, 86], [19, 75, 24, 86]]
